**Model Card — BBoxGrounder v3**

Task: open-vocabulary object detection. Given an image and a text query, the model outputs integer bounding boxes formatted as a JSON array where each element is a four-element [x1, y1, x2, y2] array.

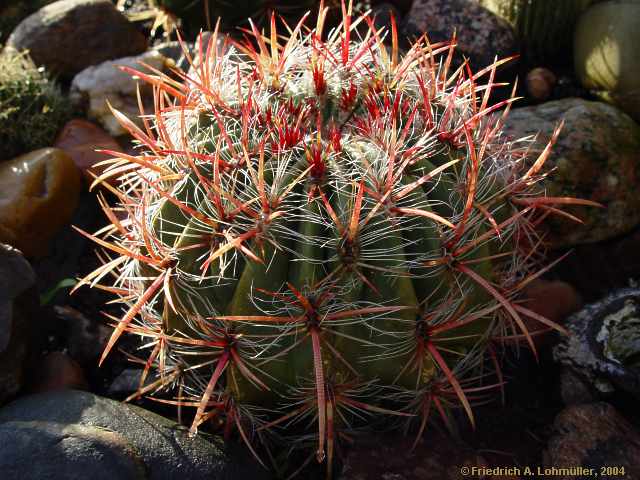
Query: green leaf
[[40, 278, 77, 306]]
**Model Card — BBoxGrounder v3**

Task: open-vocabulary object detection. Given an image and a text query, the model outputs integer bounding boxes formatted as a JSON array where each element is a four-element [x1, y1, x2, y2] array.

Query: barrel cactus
[[478, 0, 597, 64], [77, 2, 595, 475]]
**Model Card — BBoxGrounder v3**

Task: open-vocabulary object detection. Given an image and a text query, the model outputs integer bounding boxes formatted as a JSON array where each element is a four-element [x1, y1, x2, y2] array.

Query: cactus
[[574, 0, 640, 122], [0, 48, 71, 160], [77, 2, 597, 475], [478, 0, 597, 64]]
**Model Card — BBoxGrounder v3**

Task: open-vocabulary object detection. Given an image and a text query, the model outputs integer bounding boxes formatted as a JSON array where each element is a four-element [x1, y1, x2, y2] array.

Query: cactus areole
[[77, 2, 594, 474]]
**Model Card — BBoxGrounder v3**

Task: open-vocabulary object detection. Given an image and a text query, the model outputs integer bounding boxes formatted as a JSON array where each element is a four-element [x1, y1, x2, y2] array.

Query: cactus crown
[[78, 2, 595, 475]]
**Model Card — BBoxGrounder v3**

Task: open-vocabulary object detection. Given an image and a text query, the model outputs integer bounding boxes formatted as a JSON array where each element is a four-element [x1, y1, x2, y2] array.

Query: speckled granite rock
[[500, 98, 640, 247], [0, 390, 269, 480], [6, 0, 147, 78], [544, 402, 640, 479], [402, 0, 517, 69], [554, 287, 640, 397]]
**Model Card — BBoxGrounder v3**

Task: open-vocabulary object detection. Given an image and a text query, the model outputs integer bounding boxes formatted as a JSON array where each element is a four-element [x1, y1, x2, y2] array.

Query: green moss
[[0, 48, 71, 160]]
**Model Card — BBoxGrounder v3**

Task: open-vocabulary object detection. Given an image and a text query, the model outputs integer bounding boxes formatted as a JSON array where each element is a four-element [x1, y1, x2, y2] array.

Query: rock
[[499, 98, 640, 247], [526, 67, 556, 102], [107, 368, 143, 397], [403, 0, 517, 70], [575, 1, 640, 122], [0, 244, 36, 404], [70, 50, 170, 136], [53, 306, 110, 366], [0, 1, 56, 43], [554, 287, 640, 398], [521, 279, 582, 344], [0, 390, 268, 480], [54, 119, 122, 184], [544, 402, 640, 478], [341, 431, 490, 480], [6, 0, 147, 78], [30, 351, 88, 393], [0, 148, 82, 258], [558, 367, 598, 406]]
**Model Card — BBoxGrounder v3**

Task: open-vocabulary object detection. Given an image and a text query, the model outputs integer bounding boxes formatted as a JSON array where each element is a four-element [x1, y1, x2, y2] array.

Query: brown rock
[[0, 148, 82, 257], [30, 351, 88, 392], [526, 67, 557, 101], [544, 402, 640, 478], [521, 279, 582, 345], [54, 119, 121, 185], [6, 0, 147, 78]]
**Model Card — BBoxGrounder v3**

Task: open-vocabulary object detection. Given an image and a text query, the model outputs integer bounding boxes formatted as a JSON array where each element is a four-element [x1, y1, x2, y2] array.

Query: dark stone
[[544, 402, 640, 478], [558, 367, 598, 406], [0, 421, 146, 480], [0, 244, 36, 404], [0, 390, 269, 480], [402, 0, 517, 70], [6, 0, 147, 78]]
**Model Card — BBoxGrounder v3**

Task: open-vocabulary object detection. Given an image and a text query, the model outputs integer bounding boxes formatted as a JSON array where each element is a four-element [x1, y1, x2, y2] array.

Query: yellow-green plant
[[0, 48, 70, 160]]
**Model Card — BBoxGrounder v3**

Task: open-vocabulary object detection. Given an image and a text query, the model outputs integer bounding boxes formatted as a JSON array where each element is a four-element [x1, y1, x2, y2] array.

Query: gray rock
[[499, 98, 640, 247], [0, 421, 146, 480], [402, 0, 517, 69], [70, 50, 169, 136], [6, 0, 147, 78], [0, 390, 269, 480], [558, 367, 597, 406], [544, 402, 640, 478], [554, 287, 640, 398], [107, 368, 143, 396], [0, 244, 36, 404]]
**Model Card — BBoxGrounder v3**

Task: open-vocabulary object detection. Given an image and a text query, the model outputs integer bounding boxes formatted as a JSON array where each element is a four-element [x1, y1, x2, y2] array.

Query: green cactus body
[[81, 4, 584, 475], [478, 0, 597, 64]]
